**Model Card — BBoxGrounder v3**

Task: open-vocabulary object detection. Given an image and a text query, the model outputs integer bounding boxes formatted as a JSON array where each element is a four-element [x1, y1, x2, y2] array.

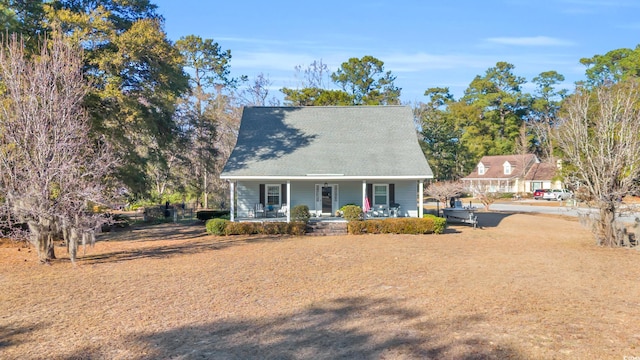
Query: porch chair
[[389, 203, 401, 217], [254, 203, 265, 218], [277, 203, 288, 217], [372, 204, 388, 217]]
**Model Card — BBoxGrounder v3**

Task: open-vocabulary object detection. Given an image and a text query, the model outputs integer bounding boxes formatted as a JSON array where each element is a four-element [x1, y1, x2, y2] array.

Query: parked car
[[543, 189, 573, 201], [533, 189, 549, 200]]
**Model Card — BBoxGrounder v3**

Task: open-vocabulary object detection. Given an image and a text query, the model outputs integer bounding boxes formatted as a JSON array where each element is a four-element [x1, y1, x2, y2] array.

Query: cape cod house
[[220, 106, 433, 222], [461, 154, 559, 193]]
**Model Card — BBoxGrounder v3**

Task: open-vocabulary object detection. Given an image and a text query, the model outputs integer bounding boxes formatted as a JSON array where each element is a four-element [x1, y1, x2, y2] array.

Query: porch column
[[418, 180, 424, 218], [286, 180, 291, 223], [362, 180, 367, 210], [229, 180, 235, 222]]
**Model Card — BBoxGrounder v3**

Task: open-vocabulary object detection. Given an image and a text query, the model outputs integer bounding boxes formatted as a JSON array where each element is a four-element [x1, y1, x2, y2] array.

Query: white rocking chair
[[277, 204, 288, 217], [254, 203, 265, 218]]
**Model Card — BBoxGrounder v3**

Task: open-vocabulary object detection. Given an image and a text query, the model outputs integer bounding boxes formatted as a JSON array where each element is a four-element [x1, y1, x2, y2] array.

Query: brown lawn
[[1, 213, 639, 359]]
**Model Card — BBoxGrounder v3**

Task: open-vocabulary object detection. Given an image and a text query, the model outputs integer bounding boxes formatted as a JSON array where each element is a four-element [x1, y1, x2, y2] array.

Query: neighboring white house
[[462, 154, 560, 193], [524, 161, 562, 192], [219, 106, 434, 221]]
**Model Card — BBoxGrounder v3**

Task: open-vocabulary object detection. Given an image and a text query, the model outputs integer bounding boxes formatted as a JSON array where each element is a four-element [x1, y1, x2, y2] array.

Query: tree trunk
[[68, 228, 79, 263], [203, 168, 208, 209], [29, 218, 56, 263], [596, 202, 618, 247]]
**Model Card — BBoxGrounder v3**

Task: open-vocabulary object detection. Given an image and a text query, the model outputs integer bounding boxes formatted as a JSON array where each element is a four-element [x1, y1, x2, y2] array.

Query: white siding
[[290, 182, 316, 211], [236, 181, 260, 218], [335, 181, 361, 208], [233, 179, 423, 219], [393, 181, 419, 217]]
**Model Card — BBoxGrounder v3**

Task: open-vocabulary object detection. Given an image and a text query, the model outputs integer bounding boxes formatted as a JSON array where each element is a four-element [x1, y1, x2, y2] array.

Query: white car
[[543, 189, 573, 201]]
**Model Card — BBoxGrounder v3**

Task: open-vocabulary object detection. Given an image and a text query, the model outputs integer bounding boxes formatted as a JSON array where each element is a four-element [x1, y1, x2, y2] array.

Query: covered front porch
[[462, 178, 523, 193], [225, 177, 427, 223]]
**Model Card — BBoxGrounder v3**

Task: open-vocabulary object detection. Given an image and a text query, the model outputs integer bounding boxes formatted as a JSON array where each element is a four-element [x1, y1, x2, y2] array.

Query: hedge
[[342, 205, 363, 221], [347, 216, 446, 235], [197, 210, 231, 221], [422, 214, 447, 234], [206, 218, 228, 235], [290, 205, 310, 223], [205, 220, 307, 236]]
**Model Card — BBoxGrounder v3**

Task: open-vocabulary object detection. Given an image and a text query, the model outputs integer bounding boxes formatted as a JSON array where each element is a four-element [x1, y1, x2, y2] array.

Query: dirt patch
[[1, 214, 639, 359]]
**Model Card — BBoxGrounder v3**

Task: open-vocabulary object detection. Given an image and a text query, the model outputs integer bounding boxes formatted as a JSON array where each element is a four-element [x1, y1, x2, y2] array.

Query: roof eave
[[220, 175, 434, 181]]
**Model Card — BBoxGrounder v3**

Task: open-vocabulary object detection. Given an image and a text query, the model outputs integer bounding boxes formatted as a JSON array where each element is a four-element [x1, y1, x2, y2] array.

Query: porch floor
[[232, 215, 399, 222], [233, 216, 347, 223]]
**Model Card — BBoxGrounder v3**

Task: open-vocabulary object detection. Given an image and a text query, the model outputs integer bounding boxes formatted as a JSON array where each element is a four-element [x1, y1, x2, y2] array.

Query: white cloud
[[485, 36, 575, 46], [382, 53, 491, 73], [561, 0, 640, 7]]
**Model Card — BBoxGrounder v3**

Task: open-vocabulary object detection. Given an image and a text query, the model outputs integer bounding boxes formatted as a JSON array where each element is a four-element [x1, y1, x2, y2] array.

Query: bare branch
[[0, 33, 117, 263], [554, 81, 640, 246]]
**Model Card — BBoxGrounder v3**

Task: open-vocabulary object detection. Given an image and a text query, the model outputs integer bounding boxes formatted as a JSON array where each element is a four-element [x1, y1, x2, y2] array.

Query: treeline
[[3, 1, 640, 217], [1, 0, 245, 209]]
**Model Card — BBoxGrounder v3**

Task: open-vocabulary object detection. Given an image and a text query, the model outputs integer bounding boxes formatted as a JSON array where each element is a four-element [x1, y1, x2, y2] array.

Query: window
[[531, 182, 542, 191], [503, 162, 512, 175], [478, 163, 485, 175], [373, 184, 388, 206], [266, 184, 280, 206]]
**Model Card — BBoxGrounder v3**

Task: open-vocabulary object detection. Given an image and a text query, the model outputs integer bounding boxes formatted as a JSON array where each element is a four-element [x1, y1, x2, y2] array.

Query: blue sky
[[153, 0, 640, 104]]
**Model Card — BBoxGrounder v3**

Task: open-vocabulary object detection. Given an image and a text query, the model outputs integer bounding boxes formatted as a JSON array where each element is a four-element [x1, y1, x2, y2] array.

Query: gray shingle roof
[[220, 106, 433, 179]]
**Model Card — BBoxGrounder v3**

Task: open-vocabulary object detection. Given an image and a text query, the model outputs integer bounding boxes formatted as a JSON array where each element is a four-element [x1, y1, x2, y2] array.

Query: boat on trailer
[[442, 201, 478, 228]]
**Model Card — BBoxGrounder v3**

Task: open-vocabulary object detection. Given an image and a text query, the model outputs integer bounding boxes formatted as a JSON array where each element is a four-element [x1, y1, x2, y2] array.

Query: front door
[[315, 184, 339, 216], [322, 186, 332, 214]]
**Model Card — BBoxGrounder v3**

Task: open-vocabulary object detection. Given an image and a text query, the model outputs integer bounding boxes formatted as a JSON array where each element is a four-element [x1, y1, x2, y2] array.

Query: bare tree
[[425, 181, 466, 211], [0, 34, 116, 263], [206, 88, 243, 208], [467, 185, 502, 211], [554, 81, 640, 246], [294, 59, 331, 89], [237, 73, 280, 106], [514, 125, 537, 195]]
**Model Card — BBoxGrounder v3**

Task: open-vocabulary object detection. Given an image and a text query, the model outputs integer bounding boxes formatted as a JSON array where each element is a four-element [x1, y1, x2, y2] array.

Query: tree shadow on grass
[[0, 322, 49, 350], [96, 222, 208, 243], [475, 212, 513, 228], [61, 296, 526, 359], [78, 234, 287, 265]]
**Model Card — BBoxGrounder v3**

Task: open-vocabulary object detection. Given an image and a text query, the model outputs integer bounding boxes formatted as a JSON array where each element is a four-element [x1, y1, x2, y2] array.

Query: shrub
[[339, 203, 356, 211], [197, 210, 230, 221], [261, 222, 290, 235], [220, 221, 307, 236], [423, 214, 447, 234], [206, 218, 228, 235], [291, 205, 310, 223], [139, 205, 166, 222], [288, 222, 307, 236], [129, 199, 157, 211], [348, 217, 446, 235], [342, 205, 363, 221], [224, 222, 259, 235], [101, 213, 130, 232], [347, 220, 367, 234]]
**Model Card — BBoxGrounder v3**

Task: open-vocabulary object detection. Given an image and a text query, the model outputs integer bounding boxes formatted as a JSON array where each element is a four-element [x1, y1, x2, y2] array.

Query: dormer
[[503, 161, 512, 175], [478, 162, 486, 175]]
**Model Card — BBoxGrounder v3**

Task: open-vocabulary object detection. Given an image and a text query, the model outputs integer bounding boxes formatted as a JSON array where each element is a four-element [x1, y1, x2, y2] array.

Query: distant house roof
[[524, 162, 557, 181], [463, 154, 538, 180], [220, 106, 433, 180]]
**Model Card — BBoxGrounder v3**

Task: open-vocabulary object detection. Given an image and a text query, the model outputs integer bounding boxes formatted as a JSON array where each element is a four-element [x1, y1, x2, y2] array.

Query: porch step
[[305, 221, 348, 236]]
